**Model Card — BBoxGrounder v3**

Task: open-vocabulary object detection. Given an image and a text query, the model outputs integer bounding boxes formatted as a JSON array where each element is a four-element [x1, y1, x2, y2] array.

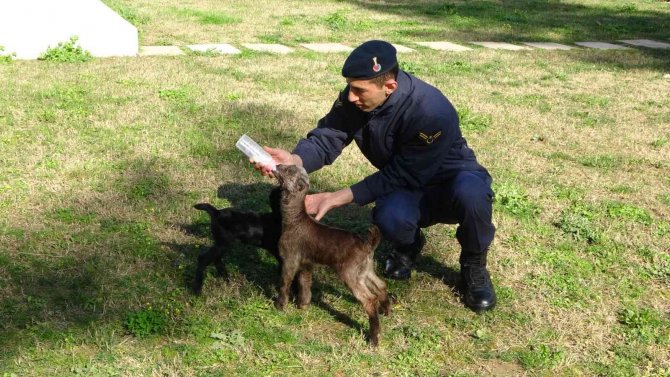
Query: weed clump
[[494, 181, 540, 220], [124, 307, 168, 337], [0, 45, 15, 63], [555, 204, 600, 243], [38, 36, 93, 63], [459, 106, 491, 133]]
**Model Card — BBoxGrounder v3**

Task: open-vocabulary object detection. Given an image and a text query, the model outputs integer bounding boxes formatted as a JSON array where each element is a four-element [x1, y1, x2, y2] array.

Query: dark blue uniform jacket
[[292, 70, 487, 206]]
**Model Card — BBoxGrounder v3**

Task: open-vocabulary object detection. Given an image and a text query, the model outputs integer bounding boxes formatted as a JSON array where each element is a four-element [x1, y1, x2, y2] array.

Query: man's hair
[[371, 65, 399, 87]]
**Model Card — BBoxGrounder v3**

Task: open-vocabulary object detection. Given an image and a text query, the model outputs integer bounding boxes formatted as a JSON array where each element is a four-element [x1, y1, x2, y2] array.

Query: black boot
[[460, 253, 496, 312], [384, 230, 426, 280]]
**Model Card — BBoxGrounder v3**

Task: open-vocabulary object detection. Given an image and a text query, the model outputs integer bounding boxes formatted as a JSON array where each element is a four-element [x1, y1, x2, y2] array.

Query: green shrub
[[38, 36, 93, 63]]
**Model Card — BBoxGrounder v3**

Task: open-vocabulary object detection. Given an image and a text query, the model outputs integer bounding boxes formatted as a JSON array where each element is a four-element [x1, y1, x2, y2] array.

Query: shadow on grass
[[348, 0, 669, 41], [417, 254, 465, 300], [347, 0, 669, 71], [0, 154, 208, 363]]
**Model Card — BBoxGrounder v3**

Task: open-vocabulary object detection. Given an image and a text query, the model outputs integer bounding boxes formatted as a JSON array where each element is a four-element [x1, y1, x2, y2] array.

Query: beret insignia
[[372, 57, 381, 73], [418, 131, 442, 144]]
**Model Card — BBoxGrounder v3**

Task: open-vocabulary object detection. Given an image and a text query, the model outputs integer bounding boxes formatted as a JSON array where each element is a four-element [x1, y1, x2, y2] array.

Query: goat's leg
[[366, 273, 391, 316], [347, 279, 382, 347], [275, 254, 299, 310], [296, 266, 313, 308], [212, 245, 227, 278], [193, 245, 224, 294]]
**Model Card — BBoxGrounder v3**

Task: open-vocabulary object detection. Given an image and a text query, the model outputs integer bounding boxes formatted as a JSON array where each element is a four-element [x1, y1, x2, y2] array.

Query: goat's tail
[[366, 224, 381, 251], [193, 203, 218, 218]]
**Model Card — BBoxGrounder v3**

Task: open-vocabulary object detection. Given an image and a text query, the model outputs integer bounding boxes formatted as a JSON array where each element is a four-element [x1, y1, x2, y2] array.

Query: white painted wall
[[0, 0, 138, 60]]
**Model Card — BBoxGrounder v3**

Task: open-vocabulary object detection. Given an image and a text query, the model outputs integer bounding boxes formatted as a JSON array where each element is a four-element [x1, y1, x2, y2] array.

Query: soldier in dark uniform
[[257, 40, 496, 312]]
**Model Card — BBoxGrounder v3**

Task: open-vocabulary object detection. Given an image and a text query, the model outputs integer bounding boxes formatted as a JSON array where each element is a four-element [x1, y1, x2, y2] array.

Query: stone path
[[103, 38, 670, 57]]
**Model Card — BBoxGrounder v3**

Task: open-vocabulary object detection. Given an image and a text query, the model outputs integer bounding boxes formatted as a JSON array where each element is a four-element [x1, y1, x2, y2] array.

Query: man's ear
[[384, 79, 398, 96]]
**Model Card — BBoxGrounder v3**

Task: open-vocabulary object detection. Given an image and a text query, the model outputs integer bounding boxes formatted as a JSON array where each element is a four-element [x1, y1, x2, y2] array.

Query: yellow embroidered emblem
[[418, 131, 442, 144]]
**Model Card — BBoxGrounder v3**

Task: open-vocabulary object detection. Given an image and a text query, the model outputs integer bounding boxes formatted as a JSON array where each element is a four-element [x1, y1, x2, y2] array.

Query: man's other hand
[[304, 188, 354, 221]]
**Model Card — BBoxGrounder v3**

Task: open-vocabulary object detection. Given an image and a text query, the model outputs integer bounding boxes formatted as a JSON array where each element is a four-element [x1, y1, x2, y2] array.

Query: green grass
[[2, 0, 670, 375]]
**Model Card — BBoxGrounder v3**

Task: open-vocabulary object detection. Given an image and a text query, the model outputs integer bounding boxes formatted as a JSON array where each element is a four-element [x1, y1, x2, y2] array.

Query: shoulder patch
[[418, 131, 442, 144]]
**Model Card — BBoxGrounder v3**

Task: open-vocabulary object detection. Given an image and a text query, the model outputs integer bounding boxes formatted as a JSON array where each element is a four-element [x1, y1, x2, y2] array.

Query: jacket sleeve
[[292, 90, 361, 173], [350, 112, 459, 205]]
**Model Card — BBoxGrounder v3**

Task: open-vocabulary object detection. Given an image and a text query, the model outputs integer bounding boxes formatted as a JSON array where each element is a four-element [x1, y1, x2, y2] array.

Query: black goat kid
[[192, 188, 281, 294]]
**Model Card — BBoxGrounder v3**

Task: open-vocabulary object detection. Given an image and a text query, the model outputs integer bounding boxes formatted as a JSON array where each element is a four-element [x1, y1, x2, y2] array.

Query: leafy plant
[[124, 307, 168, 337], [642, 251, 670, 281], [617, 306, 667, 344], [555, 204, 600, 243], [158, 88, 190, 103], [0, 45, 15, 63], [605, 201, 652, 225], [517, 343, 564, 369], [494, 182, 540, 219], [459, 106, 491, 133], [323, 11, 348, 31], [38, 36, 93, 63]]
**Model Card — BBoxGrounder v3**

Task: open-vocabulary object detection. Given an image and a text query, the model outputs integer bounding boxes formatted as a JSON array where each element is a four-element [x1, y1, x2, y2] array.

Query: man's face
[[346, 78, 393, 112]]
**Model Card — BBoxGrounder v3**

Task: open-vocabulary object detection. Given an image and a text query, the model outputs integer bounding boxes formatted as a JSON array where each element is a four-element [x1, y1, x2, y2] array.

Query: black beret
[[341, 40, 398, 79]]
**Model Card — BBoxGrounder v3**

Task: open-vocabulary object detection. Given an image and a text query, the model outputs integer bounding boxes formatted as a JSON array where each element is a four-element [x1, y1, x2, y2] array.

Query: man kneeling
[[256, 40, 497, 312]]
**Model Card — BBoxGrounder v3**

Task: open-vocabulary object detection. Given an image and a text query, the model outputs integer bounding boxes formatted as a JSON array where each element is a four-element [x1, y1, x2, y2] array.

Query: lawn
[[1, 0, 669, 375]]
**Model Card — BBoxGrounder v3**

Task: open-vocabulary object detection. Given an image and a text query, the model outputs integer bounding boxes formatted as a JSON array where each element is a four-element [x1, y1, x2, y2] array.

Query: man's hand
[[253, 146, 303, 177], [305, 188, 354, 221]]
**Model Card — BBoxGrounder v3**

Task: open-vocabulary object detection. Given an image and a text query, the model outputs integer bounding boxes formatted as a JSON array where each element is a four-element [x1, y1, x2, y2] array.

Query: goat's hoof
[[369, 337, 379, 347], [274, 298, 286, 310]]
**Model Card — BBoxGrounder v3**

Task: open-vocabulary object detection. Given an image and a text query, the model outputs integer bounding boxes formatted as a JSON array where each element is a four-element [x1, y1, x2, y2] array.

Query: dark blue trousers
[[372, 170, 495, 259]]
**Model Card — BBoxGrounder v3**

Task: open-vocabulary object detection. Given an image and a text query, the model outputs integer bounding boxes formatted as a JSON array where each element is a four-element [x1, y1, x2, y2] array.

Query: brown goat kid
[[274, 164, 391, 346]]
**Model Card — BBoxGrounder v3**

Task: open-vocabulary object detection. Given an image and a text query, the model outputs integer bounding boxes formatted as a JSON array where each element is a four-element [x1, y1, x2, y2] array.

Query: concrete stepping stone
[[574, 42, 630, 50], [187, 43, 241, 54], [415, 41, 472, 52], [619, 39, 670, 49], [470, 42, 531, 51], [300, 43, 352, 53], [139, 46, 184, 56], [242, 43, 293, 54], [522, 42, 573, 50], [392, 44, 415, 53]]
